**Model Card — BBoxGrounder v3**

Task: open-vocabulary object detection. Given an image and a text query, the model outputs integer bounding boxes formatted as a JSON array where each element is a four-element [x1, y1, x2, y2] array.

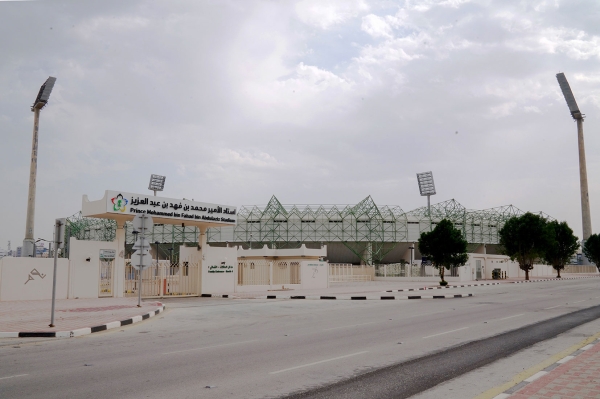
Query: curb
[[512, 276, 598, 284], [380, 276, 598, 293], [257, 294, 473, 300], [386, 282, 500, 292], [490, 337, 600, 399], [0, 303, 165, 339]]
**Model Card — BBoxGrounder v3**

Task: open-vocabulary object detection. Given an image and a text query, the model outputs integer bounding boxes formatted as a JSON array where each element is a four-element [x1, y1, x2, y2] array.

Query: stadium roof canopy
[[65, 195, 553, 264]]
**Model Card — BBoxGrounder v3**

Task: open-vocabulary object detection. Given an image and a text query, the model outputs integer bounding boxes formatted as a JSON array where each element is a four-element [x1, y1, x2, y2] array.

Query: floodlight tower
[[148, 174, 166, 196], [556, 73, 592, 260], [416, 171, 436, 215], [23, 77, 56, 258]]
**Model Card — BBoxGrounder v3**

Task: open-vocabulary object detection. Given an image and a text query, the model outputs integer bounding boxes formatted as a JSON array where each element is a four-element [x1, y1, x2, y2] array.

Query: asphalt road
[[1, 278, 600, 399]]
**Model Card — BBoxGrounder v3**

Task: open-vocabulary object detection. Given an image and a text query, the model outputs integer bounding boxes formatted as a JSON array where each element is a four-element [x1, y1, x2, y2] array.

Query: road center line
[[544, 305, 561, 310], [498, 314, 525, 321], [269, 351, 369, 374], [0, 374, 28, 381], [572, 300, 586, 304], [323, 322, 378, 331], [162, 339, 258, 355], [422, 327, 468, 339]]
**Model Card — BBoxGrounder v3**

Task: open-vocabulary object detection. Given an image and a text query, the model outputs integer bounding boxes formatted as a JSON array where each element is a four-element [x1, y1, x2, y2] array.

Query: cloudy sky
[[1, 0, 599, 250]]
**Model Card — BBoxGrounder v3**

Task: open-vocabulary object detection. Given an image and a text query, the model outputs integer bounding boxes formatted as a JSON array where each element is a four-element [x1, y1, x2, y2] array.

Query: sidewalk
[[1, 275, 594, 337], [494, 337, 600, 399], [0, 297, 164, 338]]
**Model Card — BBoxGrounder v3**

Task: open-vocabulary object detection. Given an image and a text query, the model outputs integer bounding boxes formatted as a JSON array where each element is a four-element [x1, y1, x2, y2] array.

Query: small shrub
[[439, 281, 448, 286]]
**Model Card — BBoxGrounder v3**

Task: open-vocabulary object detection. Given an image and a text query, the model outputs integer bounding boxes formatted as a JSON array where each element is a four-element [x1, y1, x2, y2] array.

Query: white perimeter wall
[[0, 257, 69, 301], [202, 246, 237, 294], [300, 261, 328, 289], [180, 245, 238, 294], [69, 238, 119, 299], [466, 254, 554, 280]]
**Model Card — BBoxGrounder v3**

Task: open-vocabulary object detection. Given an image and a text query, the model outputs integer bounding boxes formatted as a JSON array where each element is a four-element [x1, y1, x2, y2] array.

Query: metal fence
[[329, 264, 374, 282], [273, 261, 301, 285], [375, 263, 408, 277], [124, 261, 200, 297], [237, 259, 302, 285], [564, 265, 598, 274], [238, 259, 270, 285]]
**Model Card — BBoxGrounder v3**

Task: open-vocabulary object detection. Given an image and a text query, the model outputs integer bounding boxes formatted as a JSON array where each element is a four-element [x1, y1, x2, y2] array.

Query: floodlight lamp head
[[32, 76, 56, 111], [556, 73, 582, 119], [148, 174, 166, 192], [416, 171, 436, 196]]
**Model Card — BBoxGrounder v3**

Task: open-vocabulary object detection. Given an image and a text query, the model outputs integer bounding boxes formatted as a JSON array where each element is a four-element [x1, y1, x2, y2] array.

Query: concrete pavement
[[1, 276, 573, 336], [2, 278, 600, 398]]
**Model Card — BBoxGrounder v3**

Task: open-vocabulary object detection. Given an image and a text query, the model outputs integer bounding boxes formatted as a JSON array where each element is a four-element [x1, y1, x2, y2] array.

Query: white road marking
[[572, 300, 586, 304], [323, 322, 379, 331], [422, 327, 468, 339], [0, 374, 28, 381], [497, 314, 525, 321], [524, 370, 547, 382], [162, 339, 258, 355], [269, 351, 368, 374], [544, 305, 561, 310]]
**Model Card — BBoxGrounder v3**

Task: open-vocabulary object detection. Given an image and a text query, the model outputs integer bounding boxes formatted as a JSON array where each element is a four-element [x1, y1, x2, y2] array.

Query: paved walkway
[[0, 297, 163, 335], [493, 337, 600, 399]]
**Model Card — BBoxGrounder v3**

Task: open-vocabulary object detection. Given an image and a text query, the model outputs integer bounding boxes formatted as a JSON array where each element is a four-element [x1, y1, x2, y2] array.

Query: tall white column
[[198, 227, 207, 294], [115, 222, 126, 297]]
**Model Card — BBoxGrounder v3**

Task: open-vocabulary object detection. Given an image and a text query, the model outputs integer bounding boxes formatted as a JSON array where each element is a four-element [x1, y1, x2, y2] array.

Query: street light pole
[[556, 73, 593, 264], [23, 77, 56, 258], [24, 107, 40, 258]]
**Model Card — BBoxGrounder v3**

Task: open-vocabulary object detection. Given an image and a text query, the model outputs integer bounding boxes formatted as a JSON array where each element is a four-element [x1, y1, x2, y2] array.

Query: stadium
[[64, 194, 551, 266]]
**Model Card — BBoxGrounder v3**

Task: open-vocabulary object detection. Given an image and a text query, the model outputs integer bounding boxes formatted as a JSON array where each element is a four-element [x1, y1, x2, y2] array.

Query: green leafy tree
[[544, 221, 579, 278], [499, 212, 549, 281], [418, 219, 468, 285], [583, 234, 600, 271]]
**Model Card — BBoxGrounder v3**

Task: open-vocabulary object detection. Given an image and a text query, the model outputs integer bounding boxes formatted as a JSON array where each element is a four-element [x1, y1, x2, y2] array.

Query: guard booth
[[79, 190, 237, 298]]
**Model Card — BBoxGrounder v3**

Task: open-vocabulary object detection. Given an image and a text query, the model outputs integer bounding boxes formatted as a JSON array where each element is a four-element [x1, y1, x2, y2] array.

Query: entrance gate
[[124, 261, 200, 297], [99, 249, 116, 297], [99, 259, 114, 297], [476, 259, 483, 280]]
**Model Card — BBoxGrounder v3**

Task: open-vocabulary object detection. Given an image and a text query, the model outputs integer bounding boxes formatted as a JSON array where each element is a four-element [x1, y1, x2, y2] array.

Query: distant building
[[35, 242, 48, 257], [16, 246, 22, 257]]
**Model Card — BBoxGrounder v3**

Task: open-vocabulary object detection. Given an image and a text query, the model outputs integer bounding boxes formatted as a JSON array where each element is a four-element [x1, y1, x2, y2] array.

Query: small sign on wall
[[100, 249, 116, 260]]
